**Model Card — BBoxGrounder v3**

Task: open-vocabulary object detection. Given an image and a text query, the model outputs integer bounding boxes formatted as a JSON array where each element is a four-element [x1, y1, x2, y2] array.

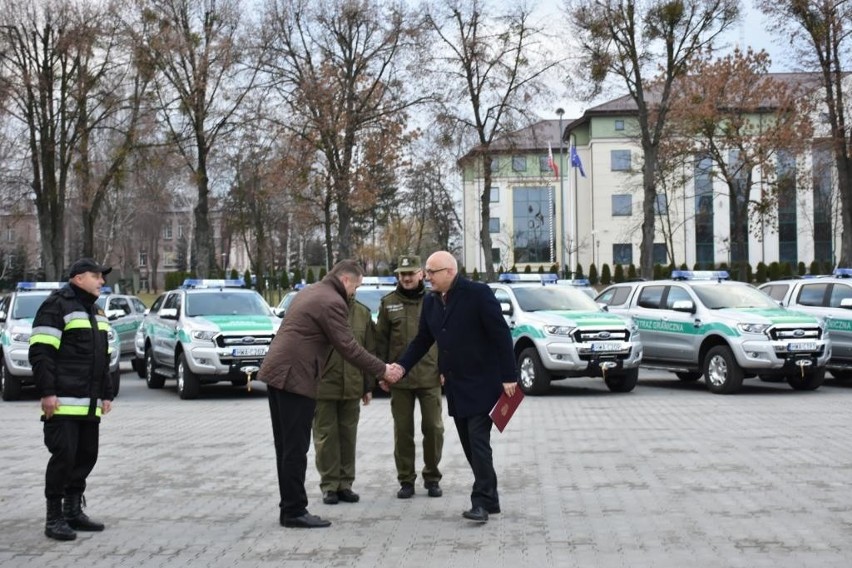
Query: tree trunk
[[194, 150, 211, 278], [639, 142, 658, 280], [479, 154, 495, 281]]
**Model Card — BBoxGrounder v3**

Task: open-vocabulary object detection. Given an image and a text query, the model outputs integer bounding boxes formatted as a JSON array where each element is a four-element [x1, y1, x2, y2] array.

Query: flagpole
[[556, 108, 566, 277]]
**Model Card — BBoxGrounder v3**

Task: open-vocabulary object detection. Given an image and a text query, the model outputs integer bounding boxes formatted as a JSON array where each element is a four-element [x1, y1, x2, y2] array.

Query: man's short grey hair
[[327, 259, 365, 280]]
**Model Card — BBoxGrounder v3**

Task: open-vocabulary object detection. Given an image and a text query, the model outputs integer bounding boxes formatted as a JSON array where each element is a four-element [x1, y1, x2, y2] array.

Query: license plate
[[787, 342, 816, 352], [589, 342, 622, 352], [231, 347, 268, 357]]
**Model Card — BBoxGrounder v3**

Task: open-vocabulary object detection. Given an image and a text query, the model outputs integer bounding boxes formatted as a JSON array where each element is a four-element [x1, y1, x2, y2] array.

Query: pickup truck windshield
[[692, 284, 779, 310], [186, 292, 271, 317], [13, 294, 51, 319], [512, 287, 600, 312]]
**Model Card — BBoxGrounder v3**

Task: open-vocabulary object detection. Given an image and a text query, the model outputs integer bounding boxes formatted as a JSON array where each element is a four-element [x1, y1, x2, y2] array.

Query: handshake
[[383, 363, 405, 384]]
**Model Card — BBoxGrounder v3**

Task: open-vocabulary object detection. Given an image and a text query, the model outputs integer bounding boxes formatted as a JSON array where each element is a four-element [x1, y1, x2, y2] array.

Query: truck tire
[[703, 345, 744, 394], [111, 370, 121, 397], [132, 357, 146, 378], [145, 347, 165, 389], [177, 353, 200, 400], [604, 367, 638, 392], [675, 371, 701, 382], [1, 360, 22, 401], [517, 347, 551, 395], [787, 367, 825, 391]]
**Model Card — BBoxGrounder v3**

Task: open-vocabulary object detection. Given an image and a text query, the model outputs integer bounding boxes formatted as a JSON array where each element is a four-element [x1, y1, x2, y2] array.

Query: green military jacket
[[316, 298, 376, 400], [375, 285, 440, 390]]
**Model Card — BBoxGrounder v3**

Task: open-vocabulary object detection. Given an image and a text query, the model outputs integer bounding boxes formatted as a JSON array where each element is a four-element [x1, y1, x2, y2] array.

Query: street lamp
[[556, 107, 566, 277]]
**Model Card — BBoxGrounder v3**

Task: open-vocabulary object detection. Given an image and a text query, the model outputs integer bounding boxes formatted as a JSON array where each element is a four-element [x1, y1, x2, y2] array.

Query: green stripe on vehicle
[[634, 317, 738, 337]]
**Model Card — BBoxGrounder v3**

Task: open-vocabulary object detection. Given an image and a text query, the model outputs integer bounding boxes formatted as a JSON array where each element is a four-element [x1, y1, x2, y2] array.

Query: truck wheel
[[703, 345, 744, 394], [604, 367, 638, 392], [1, 360, 22, 401], [145, 347, 165, 389], [675, 371, 701, 382], [517, 347, 551, 395], [177, 353, 200, 400], [787, 367, 825, 391], [831, 369, 852, 381], [132, 357, 146, 378], [111, 370, 121, 397]]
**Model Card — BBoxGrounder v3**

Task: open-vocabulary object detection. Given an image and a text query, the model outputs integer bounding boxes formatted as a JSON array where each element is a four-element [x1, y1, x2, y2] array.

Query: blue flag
[[570, 146, 586, 178]]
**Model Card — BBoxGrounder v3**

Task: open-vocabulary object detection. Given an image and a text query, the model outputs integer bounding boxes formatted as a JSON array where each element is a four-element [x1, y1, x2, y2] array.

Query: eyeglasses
[[424, 267, 449, 276]]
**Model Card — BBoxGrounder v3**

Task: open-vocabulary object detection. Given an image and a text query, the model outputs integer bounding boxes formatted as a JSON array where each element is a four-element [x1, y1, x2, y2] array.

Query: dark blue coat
[[398, 276, 517, 418]]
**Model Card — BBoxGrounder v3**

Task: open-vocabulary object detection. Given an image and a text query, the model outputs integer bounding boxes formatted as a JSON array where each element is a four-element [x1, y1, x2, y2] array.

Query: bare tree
[[262, 0, 423, 264], [566, 0, 739, 279], [137, 0, 263, 277], [0, 0, 126, 278], [424, 0, 559, 281], [758, 0, 852, 267]]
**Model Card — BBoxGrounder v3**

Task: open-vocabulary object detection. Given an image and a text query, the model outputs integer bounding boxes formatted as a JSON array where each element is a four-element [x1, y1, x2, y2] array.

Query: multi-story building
[[460, 73, 843, 275]]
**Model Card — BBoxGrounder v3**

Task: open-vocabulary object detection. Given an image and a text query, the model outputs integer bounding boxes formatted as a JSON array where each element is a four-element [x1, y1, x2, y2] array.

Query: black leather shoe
[[462, 506, 489, 523], [322, 491, 339, 505], [397, 483, 414, 499], [425, 482, 442, 498], [485, 505, 501, 514], [337, 488, 360, 503], [281, 513, 331, 528]]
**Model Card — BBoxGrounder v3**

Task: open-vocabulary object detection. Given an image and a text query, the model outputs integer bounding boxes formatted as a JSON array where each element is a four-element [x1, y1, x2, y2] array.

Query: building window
[[489, 217, 500, 233], [490, 186, 500, 203], [539, 155, 551, 174], [813, 146, 833, 263], [513, 186, 555, 264], [178, 224, 184, 239], [4, 227, 14, 242], [777, 151, 798, 266], [613, 243, 632, 265], [612, 194, 632, 216], [611, 150, 631, 171], [489, 157, 499, 172], [694, 155, 715, 268], [512, 156, 527, 172], [655, 194, 668, 215], [139, 251, 148, 267], [163, 223, 173, 240], [614, 119, 625, 131], [653, 243, 668, 265], [491, 248, 501, 264]]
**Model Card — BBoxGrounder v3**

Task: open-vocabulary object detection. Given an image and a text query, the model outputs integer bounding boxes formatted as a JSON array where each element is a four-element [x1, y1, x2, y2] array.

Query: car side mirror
[[159, 308, 178, 319], [597, 302, 609, 311], [0, 310, 6, 322], [499, 301, 512, 315], [671, 300, 695, 313], [105, 309, 124, 320], [840, 298, 852, 310], [274, 308, 285, 318]]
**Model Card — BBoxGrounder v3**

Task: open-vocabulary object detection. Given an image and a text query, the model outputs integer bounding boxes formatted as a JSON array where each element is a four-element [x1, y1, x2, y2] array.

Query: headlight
[[191, 330, 217, 341], [11, 332, 30, 343], [544, 325, 576, 337], [737, 323, 770, 334]]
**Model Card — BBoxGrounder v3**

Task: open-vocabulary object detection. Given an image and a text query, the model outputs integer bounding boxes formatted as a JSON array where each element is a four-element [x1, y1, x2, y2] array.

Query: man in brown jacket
[[259, 260, 401, 529]]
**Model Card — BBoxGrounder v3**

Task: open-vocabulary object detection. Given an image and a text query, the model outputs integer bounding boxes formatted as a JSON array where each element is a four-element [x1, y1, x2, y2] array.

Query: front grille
[[215, 334, 275, 348], [768, 326, 822, 341], [572, 328, 630, 343]]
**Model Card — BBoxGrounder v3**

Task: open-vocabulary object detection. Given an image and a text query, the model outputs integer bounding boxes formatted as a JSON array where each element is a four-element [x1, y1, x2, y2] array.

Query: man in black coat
[[396, 251, 518, 523]]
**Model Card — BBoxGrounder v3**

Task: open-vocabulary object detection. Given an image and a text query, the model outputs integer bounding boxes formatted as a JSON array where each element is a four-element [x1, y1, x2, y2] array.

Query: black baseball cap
[[68, 258, 112, 279]]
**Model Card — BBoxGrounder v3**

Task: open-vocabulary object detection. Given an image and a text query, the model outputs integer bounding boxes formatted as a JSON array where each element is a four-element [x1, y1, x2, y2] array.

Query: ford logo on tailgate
[[241, 336, 256, 344], [596, 331, 612, 339], [793, 329, 805, 338]]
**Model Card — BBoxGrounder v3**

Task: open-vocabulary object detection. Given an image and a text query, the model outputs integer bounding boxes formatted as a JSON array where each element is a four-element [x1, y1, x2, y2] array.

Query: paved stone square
[[1, 369, 852, 567]]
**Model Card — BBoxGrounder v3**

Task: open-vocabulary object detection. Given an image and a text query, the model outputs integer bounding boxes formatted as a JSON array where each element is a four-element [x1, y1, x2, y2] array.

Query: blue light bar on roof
[[360, 276, 397, 286], [101, 286, 113, 294], [671, 270, 730, 281], [498, 273, 558, 284], [181, 278, 245, 289], [16, 281, 65, 291], [558, 278, 591, 286], [834, 268, 852, 278]]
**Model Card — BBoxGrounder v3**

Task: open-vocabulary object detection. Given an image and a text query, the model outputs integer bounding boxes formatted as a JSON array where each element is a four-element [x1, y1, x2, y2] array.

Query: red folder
[[489, 389, 525, 433]]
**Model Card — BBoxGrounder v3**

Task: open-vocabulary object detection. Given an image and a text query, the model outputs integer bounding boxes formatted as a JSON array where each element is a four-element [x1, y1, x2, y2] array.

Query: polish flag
[[547, 142, 559, 179]]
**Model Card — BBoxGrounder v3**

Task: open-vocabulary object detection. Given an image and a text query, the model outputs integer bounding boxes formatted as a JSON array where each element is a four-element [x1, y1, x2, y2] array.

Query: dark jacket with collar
[[397, 275, 517, 418], [258, 275, 386, 399], [29, 283, 113, 412]]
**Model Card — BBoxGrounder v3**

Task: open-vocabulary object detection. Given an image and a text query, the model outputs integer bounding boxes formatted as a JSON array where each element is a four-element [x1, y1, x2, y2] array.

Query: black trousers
[[453, 413, 499, 510], [43, 419, 99, 500], [268, 386, 316, 519]]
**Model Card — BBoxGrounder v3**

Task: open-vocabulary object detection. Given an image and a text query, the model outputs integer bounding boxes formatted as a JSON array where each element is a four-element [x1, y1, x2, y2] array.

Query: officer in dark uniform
[[29, 258, 115, 541]]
